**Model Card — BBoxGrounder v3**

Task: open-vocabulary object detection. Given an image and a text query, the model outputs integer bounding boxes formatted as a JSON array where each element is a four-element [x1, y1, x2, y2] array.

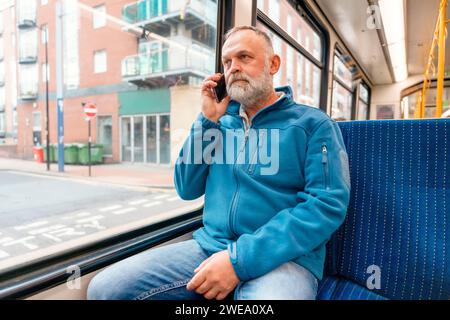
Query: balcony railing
[[122, 0, 216, 25], [19, 84, 38, 100], [122, 44, 214, 80], [17, 0, 37, 28]]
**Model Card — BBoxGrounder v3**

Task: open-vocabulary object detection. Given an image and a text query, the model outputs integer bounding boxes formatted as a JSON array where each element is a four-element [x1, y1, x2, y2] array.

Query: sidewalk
[[0, 157, 175, 189]]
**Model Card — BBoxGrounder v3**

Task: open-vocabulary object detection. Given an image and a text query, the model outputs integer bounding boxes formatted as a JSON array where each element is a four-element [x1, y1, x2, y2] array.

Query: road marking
[[113, 207, 137, 215], [76, 215, 104, 223], [28, 225, 67, 235], [0, 250, 9, 259], [0, 237, 15, 245], [2, 236, 38, 250], [167, 196, 180, 202], [14, 221, 49, 231], [62, 212, 91, 220], [143, 201, 162, 208], [153, 194, 171, 200], [99, 205, 122, 212], [129, 199, 149, 206]]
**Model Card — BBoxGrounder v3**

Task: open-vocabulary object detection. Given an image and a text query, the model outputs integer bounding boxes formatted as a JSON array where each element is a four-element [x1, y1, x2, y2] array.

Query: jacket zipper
[[322, 143, 330, 190], [228, 120, 251, 238], [248, 130, 264, 174]]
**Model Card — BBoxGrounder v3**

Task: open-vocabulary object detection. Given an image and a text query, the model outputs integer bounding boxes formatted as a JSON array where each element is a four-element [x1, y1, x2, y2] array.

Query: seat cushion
[[317, 276, 387, 300]]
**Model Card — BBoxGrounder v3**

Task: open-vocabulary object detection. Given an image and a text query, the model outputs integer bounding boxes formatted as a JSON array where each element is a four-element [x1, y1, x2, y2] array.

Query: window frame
[[254, 0, 330, 111], [93, 4, 107, 30], [0, 0, 232, 298], [331, 47, 356, 121], [357, 81, 371, 120], [93, 49, 107, 74]]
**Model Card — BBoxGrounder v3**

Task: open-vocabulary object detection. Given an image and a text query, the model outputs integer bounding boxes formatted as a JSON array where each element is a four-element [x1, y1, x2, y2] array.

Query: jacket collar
[[226, 86, 294, 121]]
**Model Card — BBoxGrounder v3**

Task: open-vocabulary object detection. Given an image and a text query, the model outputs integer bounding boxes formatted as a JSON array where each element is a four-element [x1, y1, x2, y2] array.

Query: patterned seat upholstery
[[318, 119, 450, 300]]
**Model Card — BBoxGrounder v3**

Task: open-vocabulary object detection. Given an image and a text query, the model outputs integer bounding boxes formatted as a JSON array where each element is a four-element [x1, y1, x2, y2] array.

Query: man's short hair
[[224, 26, 274, 55]]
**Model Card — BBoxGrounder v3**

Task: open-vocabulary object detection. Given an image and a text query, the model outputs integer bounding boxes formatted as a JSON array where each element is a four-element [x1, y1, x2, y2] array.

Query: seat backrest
[[325, 119, 450, 300]]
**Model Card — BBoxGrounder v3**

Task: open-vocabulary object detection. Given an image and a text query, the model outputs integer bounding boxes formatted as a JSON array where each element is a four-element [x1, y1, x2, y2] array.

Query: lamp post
[[44, 26, 50, 171], [39, 24, 50, 171]]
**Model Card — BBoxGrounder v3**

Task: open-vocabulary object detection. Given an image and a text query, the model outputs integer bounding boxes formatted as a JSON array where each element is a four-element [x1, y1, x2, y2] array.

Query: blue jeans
[[87, 239, 318, 300]]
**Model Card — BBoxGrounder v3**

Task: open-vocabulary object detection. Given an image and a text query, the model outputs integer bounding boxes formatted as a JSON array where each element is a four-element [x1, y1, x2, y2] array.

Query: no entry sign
[[84, 103, 97, 118]]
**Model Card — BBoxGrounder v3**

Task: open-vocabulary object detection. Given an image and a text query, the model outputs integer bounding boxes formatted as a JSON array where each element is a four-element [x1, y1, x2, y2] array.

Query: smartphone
[[213, 75, 228, 103]]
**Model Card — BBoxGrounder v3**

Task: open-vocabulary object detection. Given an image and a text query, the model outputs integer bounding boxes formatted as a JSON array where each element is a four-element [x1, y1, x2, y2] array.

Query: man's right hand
[[201, 73, 231, 123]]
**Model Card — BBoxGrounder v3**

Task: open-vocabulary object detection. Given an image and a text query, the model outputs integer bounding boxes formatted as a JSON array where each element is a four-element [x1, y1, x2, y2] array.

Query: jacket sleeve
[[227, 119, 351, 281], [174, 112, 222, 200]]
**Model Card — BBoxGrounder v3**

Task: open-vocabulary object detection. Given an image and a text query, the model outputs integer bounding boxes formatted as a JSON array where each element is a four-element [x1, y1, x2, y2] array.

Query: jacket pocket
[[321, 142, 330, 190]]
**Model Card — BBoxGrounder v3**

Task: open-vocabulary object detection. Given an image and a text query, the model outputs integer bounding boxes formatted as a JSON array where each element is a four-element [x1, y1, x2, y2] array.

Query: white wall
[[370, 74, 423, 119]]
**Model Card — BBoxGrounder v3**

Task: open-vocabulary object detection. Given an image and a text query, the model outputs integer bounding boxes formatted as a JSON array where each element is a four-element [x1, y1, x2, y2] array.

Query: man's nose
[[229, 59, 242, 74]]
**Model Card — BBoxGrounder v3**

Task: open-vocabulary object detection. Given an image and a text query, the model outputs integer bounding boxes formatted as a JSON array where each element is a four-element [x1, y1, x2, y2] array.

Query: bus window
[[256, 0, 326, 109], [0, 0, 218, 276]]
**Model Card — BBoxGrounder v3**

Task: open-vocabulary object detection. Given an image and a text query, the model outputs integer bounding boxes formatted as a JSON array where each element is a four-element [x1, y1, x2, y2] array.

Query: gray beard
[[226, 67, 273, 108]]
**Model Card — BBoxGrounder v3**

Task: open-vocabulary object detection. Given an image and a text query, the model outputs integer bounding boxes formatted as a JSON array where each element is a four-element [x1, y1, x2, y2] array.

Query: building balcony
[[19, 54, 38, 64], [122, 0, 216, 34], [19, 86, 38, 100], [122, 43, 214, 88], [17, 0, 37, 29]]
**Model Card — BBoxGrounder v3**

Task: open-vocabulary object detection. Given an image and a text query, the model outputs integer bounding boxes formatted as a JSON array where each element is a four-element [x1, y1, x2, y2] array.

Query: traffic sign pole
[[88, 119, 91, 177], [82, 102, 97, 177]]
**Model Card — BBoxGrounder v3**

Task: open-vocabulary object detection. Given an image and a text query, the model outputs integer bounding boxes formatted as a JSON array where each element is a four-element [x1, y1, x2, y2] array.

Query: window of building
[[0, 37, 3, 61], [19, 64, 38, 97], [93, 4, 106, 29], [19, 29, 38, 62], [97, 116, 113, 156], [94, 50, 107, 73], [0, 11, 3, 34], [0, 86, 5, 109], [41, 24, 48, 44], [17, 0, 37, 25], [0, 113, 5, 133], [0, 61, 4, 84], [41, 63, 49, 82], [32, 112, 41, 131]]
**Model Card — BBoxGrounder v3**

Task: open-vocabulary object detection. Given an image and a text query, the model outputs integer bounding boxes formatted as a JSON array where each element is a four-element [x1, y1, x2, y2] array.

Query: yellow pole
[[436, 0, 447, 118]]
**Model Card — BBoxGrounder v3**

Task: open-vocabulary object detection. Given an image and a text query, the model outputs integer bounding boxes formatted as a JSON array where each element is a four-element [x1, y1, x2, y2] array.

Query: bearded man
[[87, 26, 350, 301]]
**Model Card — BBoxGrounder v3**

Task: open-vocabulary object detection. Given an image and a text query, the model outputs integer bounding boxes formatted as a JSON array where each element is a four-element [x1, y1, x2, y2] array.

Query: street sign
[[84, 103, 97, 118]]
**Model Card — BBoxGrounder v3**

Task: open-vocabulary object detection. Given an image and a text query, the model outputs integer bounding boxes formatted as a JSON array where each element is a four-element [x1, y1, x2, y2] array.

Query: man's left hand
[[186, 250, 240, 300]]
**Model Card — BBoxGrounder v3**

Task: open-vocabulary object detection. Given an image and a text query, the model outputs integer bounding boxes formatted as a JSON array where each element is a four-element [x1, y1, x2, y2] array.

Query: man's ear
[[269, 54, 281, 76]]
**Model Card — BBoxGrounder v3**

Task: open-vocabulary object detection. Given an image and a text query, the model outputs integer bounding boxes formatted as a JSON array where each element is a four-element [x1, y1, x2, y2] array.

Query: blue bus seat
[[317, 119, 450, 300]]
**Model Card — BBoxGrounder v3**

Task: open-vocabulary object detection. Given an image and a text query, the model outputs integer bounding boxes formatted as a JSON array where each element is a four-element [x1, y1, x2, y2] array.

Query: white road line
[[99, 205, 122, 212], [62, 212, 91, 220], [0, 237, 14, 245], [129, 199, 149, 206], [153, 194, 171, 200], [112, 207, 137, 215], [143, 201, 162, 208], [14, 221, 49, 231], [76, 215, 104, 223], [166, 196, 180, 202], [28, 225, 66, 235]]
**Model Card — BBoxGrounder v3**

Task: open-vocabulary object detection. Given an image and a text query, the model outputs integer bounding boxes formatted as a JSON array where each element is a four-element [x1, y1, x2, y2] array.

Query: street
[[0, 171, 202, 270]]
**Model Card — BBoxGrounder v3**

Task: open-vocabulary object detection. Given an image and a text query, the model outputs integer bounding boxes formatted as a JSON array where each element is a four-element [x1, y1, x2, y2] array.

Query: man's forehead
[[222, 30, 265, 58]]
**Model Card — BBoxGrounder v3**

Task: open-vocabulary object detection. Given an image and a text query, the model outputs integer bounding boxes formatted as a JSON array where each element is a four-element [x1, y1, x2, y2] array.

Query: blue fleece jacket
[[174, 86, 350, 282]]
